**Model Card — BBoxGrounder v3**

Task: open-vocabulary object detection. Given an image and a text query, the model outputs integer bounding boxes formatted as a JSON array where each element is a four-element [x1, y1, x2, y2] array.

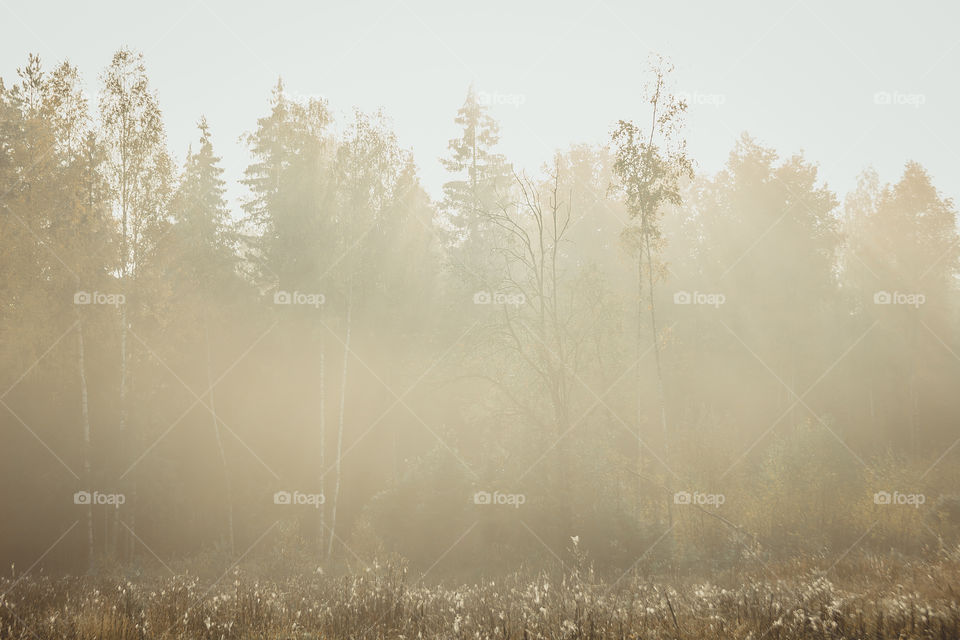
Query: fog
[[1, 3, 959, 639]]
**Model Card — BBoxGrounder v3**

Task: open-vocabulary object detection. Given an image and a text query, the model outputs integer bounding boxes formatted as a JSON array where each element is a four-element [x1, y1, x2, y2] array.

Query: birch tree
[[326, 110, 403, 558], [99, 48, 172, 559], [611, 56, 691, 521]]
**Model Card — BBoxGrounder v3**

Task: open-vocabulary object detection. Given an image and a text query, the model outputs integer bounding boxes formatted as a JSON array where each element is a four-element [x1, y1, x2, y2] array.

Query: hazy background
[[2, 0, 960, 585], [2, 0, 957, 210], [4, 4, 960, 639]]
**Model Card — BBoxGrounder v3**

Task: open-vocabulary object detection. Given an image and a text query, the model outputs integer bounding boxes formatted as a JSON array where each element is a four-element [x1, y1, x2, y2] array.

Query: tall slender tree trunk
[[644, 232, 672, 531], [126, 426, 137, 564], [76, 309, 94, 574], [636, 252, 645, 516], [115, 115, 130, 562], [910, 313, 920, 456], [117, 299, 130, 562], [204, 313, 235, 556], [327, 289, 351, 559], [318, 317, 326, 556], [548, 203, 571, 540], [639, 84, 672, 533], [113, 272, 129, 558]]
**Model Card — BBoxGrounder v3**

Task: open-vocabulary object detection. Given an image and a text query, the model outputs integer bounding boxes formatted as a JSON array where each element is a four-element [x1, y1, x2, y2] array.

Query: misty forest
[[1, 22, 960, 640]]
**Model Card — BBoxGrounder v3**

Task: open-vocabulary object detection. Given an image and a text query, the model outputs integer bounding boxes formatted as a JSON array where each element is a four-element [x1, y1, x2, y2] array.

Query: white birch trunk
[[327, 292, 351, 559], [205, 315, 235, 556], [76, 309, 94, 573]]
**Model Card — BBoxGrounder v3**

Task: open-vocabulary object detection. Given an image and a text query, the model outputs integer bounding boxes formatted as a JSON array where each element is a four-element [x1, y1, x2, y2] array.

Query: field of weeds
[[2, 551, 959, 639]]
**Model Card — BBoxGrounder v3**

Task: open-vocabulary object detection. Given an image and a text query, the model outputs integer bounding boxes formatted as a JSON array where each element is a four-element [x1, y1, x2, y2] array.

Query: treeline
[[1, 50, 958, 577]]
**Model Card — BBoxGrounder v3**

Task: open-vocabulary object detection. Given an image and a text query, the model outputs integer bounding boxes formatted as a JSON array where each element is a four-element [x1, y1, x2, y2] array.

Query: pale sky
[[2, 0, 957, 212]]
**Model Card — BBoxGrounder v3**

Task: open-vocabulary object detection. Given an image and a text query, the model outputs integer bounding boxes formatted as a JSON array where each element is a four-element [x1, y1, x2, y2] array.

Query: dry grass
[[2, 550, 960, 639]]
